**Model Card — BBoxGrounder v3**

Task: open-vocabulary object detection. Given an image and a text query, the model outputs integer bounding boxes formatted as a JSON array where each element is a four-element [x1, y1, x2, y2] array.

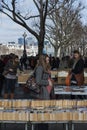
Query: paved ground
[[0, 86, 87, 130]]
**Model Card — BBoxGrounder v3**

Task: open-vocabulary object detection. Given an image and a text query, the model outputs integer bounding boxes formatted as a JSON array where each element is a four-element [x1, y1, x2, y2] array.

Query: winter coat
[[35, 65, 50, 99]]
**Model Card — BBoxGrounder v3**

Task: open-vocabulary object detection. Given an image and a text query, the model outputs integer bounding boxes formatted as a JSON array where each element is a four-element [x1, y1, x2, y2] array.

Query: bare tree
[[46, 0, 84, 57], [78, 25, 87, 56], [0, 0, 50, 55], [83, 26, 87, 56]]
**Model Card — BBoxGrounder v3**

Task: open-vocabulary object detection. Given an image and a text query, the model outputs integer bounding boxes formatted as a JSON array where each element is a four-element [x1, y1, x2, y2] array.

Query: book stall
[[17, 69, 87, 85], [0, 100, 87, 130], [51, 69, 87, 85], [54, 85, 87, 97]]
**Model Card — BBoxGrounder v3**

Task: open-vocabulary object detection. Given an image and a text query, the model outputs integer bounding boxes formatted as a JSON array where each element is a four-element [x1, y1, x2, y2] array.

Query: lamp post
[[23, 32, 27, 57]]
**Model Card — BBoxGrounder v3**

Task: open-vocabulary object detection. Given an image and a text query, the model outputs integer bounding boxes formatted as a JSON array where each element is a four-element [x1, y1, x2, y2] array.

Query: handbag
[[25, 75, 40, 94]]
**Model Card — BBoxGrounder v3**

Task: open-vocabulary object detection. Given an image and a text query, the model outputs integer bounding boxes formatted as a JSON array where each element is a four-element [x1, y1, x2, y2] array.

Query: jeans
[[4, 78, 16, 94]]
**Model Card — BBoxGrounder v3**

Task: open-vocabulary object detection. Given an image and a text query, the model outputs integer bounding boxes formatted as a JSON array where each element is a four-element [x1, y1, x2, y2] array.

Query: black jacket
[[4, 60, 19, 75], [72, 58, 84, 74]]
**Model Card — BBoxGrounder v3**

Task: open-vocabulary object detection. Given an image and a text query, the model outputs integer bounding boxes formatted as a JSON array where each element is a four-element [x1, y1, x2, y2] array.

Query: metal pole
[[32, 124, 34, 130], [25, 123, 28, 130], [65, 123, 68, 130], [72, 123, 74, 130], [23, 32, 27, 57], [23, 35, 26, 55]]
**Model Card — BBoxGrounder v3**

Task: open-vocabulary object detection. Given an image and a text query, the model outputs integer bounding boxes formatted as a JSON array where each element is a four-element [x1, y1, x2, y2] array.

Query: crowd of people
[[0, 50, 86, 130], [0, 50, 86, 100], [20, 54, 87, 71]]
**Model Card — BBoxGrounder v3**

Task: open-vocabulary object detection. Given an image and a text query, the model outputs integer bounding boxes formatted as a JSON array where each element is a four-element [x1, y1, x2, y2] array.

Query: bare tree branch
[[33, 0, 40, 12], [46, 0, 84, 57], [1, 0, 50, 54]]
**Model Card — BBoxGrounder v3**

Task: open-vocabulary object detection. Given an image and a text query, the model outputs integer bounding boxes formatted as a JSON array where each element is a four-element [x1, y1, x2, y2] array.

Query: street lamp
[[22, 32, 27, 57]]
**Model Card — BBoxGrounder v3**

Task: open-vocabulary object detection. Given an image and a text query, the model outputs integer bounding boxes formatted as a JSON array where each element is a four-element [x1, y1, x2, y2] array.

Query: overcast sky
[[0, 0, 87, 43]]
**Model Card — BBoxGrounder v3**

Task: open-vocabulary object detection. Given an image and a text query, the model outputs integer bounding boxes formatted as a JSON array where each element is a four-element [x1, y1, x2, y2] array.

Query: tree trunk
[[38, 39, 44, 55], [38, 22, 45, 55], [60, 46, 64, 58], [54, 47, 58, 58]]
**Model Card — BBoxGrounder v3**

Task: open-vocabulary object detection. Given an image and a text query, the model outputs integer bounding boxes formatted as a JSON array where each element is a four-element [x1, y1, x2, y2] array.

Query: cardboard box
[[51, 71, 58, 78], [18, 74, 29, 83], [58, 77, 66, 85]]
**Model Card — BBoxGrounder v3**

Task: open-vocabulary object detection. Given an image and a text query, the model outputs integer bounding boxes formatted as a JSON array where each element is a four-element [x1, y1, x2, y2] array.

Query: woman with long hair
[[35, 54, 53, 100], [34, 54, 53, 130]]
